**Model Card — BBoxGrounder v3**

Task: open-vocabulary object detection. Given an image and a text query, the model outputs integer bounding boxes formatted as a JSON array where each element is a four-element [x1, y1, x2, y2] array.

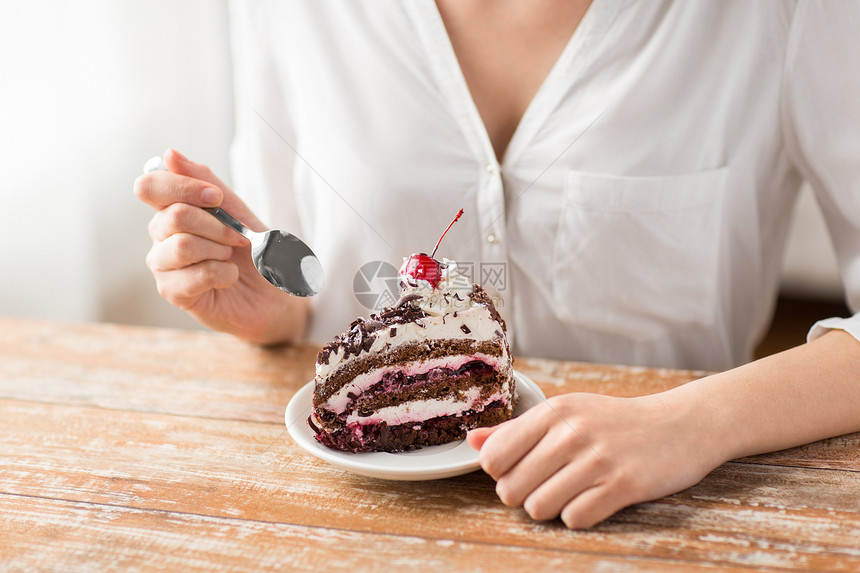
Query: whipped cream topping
[[316, 306, 503, 377], [398, 259, 474, 315], [315, 259, 506, 380]]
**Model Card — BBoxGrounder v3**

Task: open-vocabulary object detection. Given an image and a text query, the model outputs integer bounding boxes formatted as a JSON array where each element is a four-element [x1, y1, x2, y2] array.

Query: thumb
[[163, 148, 266, 231], [163, 148, 230, 191], [466, 425, 502, 451]]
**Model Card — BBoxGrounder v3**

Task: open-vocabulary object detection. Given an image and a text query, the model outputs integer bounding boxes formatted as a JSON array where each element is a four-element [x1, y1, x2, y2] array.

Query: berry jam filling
[[310, 400, 508, 453], [363, 360, 494, 397], [310, 360, 499, 430]]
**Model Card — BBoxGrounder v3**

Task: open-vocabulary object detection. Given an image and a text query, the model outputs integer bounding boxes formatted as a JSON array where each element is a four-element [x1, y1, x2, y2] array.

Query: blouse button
[[485, 164, 496, 173], [486, 233, 499, 244]]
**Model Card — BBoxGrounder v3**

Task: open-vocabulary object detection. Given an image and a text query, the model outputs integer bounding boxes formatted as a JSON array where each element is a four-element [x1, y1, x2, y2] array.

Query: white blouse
[[227, 0, 860, 371]]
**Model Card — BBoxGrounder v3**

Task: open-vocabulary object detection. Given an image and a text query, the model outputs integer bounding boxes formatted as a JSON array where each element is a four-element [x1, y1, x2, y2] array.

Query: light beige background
[[0, 1, 843, 332]]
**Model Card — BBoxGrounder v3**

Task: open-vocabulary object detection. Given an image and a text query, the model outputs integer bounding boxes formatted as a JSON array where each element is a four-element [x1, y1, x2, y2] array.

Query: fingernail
[[202, 187, 221, 206], [169, 148, 188, 162]]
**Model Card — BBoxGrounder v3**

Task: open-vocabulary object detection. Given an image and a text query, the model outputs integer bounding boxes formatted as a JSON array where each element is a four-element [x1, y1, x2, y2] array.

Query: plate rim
[[285, 370, 546, 481]]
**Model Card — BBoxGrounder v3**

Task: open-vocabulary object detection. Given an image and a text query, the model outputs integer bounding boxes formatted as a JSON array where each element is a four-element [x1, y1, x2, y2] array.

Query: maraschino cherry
[[400, 209, 464, 288]]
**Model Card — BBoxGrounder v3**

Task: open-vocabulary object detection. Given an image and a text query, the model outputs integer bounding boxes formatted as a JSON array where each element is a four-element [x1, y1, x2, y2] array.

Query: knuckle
[[194, 260, 223, 286], [164, 203, 193, 232], [587, 446, 607, 467], [172, 234, 197, 262], [133, 174, 151, 201], [155, 280, 176, 305], [201, 260, 237, 289], [560, 503, 598, 530], [495, 478, 524, 507], [564, 509, 604, 531], [561, 510, 585, 530], [194, 261, 216, 282], [494, 480, 515, 506], [146, 214, 160, 239], [580, 450, 608, 479], [611, 466, 642, 500], [144, 249, 158, 272], [550, 430, 579, 457], [523, 495, 549, 521], [546, 394, 576, 418], [157, 274, 196, 310], [221, 262, 240, 285], [479, 448, 504, 478]]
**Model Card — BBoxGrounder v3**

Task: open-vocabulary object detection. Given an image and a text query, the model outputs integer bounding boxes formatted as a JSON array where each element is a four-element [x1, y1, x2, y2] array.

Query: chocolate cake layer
[[314, 338, 506, 404], [313, 365, 509, 428], [347, 360, 500, 410], [309, 401, 514, 453]]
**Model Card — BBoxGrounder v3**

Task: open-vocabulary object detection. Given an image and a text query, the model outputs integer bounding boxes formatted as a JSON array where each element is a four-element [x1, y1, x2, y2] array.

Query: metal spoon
[[143, 156, 324, 297]]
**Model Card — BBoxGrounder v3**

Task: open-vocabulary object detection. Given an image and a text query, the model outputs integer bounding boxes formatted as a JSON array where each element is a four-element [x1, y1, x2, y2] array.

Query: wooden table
[[1, 318, 858, 572]]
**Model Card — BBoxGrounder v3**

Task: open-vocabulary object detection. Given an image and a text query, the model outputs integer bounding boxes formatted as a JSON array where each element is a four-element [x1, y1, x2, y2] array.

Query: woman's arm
[[467, 329, 860, 528], [683, 329, 860, 459]]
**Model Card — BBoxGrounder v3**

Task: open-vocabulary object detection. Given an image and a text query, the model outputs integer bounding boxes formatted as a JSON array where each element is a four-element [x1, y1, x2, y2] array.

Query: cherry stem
[[430, 208, 464, 259]]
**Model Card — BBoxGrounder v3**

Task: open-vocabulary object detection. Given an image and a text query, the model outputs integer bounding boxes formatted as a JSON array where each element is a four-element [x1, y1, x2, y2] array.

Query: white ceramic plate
[[285, 370, 546, 481]]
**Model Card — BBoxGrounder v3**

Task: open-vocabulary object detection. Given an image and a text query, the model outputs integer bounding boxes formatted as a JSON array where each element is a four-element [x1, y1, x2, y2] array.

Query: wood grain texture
[[0, 318, 316, 422], [3, 495, 760, 573], [1, 317, 858, 571], [2, 398, 858, 571]]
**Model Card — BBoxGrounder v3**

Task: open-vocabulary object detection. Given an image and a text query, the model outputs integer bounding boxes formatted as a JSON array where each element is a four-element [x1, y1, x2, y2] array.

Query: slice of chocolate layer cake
[[308, 259, 516, 453]]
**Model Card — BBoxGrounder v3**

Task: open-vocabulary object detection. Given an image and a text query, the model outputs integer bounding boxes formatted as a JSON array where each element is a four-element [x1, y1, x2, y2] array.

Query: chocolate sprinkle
[[317, 348, 331, 365], [397, 293, 422, 306], [470, 285, 506, 331], [317, 291, 429, 360], [460, 324, 471, 334], [317, 283, 506, 362]]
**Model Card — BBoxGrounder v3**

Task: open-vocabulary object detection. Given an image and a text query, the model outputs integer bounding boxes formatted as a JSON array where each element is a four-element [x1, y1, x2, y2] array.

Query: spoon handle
[[204, 207, 253, 240]]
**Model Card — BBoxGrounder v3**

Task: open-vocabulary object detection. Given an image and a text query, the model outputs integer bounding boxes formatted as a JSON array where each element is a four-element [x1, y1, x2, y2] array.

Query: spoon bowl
[[143, 156, 323, 297], [208, 206, 324, 296]]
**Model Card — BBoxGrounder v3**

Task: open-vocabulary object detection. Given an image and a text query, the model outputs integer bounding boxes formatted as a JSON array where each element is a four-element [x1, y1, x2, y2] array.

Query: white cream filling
[[316, 303, 503, 378], [323, 352, 504, 414], [345, 387, 509, 426]]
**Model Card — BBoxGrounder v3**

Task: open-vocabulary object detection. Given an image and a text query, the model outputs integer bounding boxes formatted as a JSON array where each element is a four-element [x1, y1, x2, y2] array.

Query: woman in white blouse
[[135, 0, 860, 528]]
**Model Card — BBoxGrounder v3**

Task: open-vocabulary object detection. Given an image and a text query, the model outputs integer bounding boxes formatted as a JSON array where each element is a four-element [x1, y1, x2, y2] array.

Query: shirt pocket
[[551, 167, 728, 341]]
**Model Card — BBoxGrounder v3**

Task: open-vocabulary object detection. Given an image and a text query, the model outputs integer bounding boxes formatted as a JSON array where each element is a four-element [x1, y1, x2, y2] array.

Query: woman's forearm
[[245, 295, 311, 346], [675, 329, 860, 462]]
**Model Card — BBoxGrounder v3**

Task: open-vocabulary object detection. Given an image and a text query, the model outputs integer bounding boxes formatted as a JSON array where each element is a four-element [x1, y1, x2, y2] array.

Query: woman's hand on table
[[469, 330, 860, 529], [134, 149, 308, 344], [467, 390, 722, 529]]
